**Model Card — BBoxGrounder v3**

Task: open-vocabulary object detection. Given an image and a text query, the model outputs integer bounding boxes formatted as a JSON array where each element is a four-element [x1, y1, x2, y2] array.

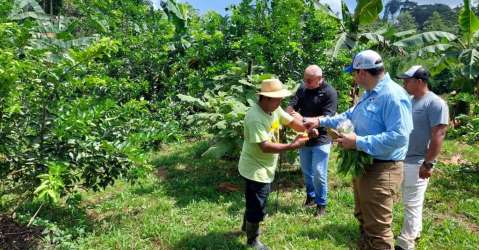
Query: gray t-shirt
[[405, 91, 449, 164]]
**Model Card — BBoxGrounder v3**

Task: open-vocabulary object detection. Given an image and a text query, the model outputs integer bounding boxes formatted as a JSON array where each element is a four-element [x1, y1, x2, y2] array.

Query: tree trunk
[[350, 84, 359, 107]]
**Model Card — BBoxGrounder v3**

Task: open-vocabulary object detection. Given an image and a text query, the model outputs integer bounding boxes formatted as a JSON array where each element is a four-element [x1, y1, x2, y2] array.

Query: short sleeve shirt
[[238, 103, 294, 183], [405, 91, 449, 164]]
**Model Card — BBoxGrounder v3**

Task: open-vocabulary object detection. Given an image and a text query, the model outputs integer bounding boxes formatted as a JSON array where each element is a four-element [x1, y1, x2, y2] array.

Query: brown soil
[[0, 215, 42, 250]]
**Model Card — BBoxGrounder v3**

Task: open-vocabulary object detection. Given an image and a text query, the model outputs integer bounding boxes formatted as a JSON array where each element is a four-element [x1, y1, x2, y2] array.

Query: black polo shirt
[[289, 82, 338, 146]]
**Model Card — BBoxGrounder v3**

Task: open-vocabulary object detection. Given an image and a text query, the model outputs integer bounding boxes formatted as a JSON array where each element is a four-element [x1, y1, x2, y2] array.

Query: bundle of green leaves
[[334, 120, 373, 177]]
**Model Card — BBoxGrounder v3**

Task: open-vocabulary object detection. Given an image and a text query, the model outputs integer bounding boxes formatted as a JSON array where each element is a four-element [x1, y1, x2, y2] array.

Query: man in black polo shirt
[[287, 65, 338, 217]]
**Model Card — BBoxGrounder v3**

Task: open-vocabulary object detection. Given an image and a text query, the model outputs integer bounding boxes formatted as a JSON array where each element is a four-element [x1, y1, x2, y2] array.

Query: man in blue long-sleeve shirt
[[306, 50, 413, 250]]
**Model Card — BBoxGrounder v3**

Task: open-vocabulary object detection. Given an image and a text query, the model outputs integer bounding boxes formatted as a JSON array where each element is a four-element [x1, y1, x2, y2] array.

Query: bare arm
[[258, 135, 308, 153], [419, 124, 448, 179], [287, 106, 303, 121], [425, 124, 448, 162], [287, 117, 306, 132]]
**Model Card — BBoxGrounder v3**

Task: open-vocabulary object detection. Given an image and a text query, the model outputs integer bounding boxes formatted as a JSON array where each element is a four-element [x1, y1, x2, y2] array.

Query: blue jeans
[[299, 143, 331, 206]]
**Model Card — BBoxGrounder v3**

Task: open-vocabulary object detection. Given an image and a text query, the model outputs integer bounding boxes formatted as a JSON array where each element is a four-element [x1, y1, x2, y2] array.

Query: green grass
[[4, 140, 479, 249]]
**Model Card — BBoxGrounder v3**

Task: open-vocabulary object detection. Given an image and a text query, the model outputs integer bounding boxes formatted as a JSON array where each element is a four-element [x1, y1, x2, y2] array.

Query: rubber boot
[[245, 221, 269, 250]]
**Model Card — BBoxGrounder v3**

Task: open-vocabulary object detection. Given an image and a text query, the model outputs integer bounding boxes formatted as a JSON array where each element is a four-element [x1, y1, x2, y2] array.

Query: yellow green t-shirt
[[238, 103, 294, 183]]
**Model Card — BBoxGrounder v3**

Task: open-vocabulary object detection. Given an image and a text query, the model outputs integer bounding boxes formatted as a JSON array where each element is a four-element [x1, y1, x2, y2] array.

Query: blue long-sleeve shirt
[[320, 73, 413, 161]]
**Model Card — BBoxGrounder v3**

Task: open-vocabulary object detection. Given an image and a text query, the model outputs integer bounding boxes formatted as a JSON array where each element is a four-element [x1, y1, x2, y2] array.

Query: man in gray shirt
[[395, 66, 449, 250]]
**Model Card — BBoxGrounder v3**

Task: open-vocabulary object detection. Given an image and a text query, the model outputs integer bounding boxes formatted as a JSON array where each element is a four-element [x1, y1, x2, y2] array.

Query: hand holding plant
[[334, 120, 373, 177], [290, 134, 309, 149]]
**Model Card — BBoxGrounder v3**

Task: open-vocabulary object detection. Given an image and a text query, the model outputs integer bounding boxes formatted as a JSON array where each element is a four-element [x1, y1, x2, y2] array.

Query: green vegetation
[[5, 140, 476, 249], [1, 0, 478, 248]]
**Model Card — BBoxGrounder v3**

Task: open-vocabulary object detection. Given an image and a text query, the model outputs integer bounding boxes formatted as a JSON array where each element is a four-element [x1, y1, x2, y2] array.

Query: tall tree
[[40, 0, 62, 15], [409, 4, 454, 28], [395, 11, 417, 31], [423, 11, 449, 32]]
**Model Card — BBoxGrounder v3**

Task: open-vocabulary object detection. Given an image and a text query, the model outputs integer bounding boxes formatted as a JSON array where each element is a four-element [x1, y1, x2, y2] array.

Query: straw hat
[[257, 79, 291, 98]]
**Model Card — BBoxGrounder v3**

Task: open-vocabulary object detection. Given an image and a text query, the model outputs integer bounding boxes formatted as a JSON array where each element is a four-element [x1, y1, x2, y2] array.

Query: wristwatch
[[422, 160, 435, 170]]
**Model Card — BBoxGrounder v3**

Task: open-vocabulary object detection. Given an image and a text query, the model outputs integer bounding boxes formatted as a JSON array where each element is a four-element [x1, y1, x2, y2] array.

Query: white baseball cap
[[344, 50, 384, 73]]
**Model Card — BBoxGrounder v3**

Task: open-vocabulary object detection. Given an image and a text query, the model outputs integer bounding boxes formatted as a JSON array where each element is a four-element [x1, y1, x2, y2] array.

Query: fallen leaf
[[218, 182, 240, 192], [156, 168, 167, 180], [442, 154, 466, 165]]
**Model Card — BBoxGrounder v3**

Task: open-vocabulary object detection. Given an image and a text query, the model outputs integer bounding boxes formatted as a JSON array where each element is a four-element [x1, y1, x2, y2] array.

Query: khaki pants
[[353, 161, 403, 250]]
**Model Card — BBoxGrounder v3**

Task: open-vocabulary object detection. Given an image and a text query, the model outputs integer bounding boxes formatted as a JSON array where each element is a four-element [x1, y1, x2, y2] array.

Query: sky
[[152, 0, 465, 15]]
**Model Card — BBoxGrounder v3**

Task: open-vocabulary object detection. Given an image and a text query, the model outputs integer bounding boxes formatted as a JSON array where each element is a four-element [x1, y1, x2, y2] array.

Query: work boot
[[315, 205, 326, 218], [304, 195, 316, 208], [245, 221, 269, 250]]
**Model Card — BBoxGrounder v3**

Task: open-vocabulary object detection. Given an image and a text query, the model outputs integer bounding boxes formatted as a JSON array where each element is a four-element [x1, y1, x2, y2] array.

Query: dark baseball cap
[[397, 65, 429, 81]]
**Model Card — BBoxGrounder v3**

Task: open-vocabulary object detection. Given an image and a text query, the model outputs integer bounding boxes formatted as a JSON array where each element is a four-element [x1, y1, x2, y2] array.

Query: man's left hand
[[337, 132, 356, 149], [419, 165, 433, 179]]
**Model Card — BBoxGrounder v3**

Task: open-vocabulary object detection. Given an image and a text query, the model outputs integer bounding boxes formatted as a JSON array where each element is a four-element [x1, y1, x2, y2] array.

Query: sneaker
[[304, 195, 316, 208]]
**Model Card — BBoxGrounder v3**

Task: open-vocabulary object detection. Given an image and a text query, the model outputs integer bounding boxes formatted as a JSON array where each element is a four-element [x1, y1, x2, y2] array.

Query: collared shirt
[[320, 73, 413, 161], [289, 82, 338, 146]]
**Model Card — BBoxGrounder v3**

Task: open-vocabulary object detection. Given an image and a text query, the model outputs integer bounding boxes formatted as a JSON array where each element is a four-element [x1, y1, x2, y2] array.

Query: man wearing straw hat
[[238, 79, 310, 250]]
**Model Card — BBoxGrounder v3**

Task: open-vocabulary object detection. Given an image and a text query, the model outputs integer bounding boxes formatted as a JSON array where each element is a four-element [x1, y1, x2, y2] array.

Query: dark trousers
[[244, 177, 271, 223]]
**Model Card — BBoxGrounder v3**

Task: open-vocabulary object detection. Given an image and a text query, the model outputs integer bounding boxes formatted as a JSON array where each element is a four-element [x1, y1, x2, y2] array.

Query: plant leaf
[[393, 31, 457, 48], [415, 44, 452, 57], [459, 0, 479, 44], [332, 32, 347, 58], [177, 94, 207, 108], [393, 29, 417, 39], [459, 48, 479, 79], [354, 0, 383, 26], [360, 32, 385, 44], [202, 141, 233, 159]]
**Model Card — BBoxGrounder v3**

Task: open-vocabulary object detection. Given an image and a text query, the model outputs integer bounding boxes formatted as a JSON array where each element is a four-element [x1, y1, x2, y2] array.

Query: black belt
[[373, 159, 402, 163]]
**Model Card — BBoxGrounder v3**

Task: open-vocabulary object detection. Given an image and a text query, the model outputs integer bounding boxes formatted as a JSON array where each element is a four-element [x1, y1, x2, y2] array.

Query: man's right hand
[[290, 134, 309, 149], [303, 117, 320, 129], [419, 165, 433, 179]]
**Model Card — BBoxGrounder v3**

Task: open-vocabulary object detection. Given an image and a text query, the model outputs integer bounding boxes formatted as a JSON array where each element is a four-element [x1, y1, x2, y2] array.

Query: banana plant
[[316, 0, 383, 57], [393, 0, 479, 94], [357, 25, 416, 55], [8, 0, 49, 21], [29, 16, 99, 62], [8, 0, 99, 63], [160, 0, 191, 50]]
